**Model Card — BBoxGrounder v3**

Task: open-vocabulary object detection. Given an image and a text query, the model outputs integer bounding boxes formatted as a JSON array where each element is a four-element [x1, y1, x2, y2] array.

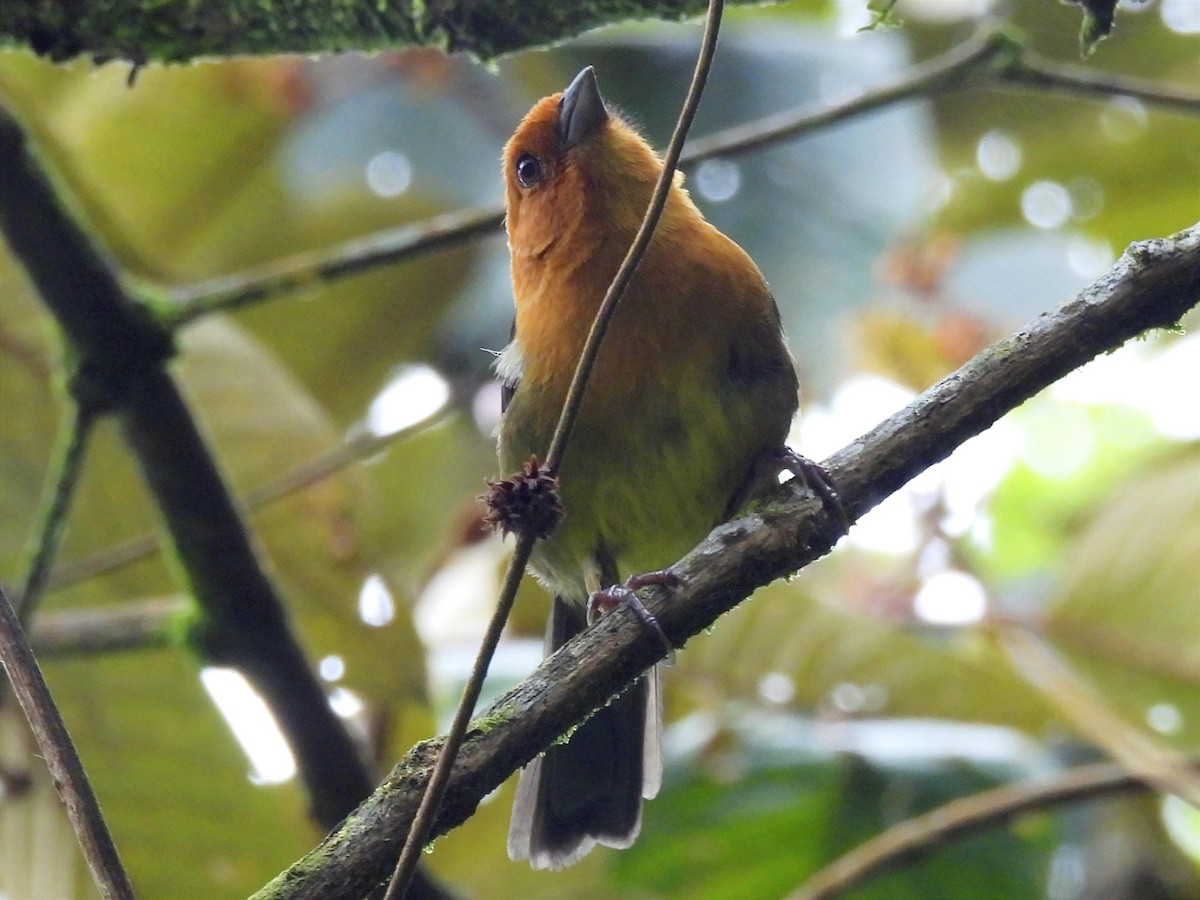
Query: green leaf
[[618, 738, 1059, 899], [1042, 447, 1200, 746], [674, 576, 1054, 732]]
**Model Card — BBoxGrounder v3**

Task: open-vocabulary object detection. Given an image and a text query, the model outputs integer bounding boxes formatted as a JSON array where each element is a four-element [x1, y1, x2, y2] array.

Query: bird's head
[[502, 67, 672, 262]]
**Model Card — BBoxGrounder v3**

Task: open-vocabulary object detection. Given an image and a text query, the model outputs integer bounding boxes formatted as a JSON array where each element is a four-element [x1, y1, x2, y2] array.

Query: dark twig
[[0, 584, 136, 900], [381, 3, 727, 897], [15, 401, 98, 622], [789, 759, 1199, 900]]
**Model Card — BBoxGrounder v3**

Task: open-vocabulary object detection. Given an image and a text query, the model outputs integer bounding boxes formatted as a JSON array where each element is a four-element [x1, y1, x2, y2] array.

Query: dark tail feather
[[508, 596, 662, 870]]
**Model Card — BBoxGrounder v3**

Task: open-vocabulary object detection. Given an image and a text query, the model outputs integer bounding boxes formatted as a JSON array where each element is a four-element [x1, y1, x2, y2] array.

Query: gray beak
[[559, 66, 608, 148]]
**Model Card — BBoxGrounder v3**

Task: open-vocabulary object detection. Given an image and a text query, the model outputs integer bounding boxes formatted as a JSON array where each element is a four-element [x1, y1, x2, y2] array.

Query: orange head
[[502, 67, 691, 271]]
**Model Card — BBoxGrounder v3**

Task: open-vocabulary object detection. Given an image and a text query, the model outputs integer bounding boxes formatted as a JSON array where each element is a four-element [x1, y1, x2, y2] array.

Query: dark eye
[[515, 153, 543, 188]]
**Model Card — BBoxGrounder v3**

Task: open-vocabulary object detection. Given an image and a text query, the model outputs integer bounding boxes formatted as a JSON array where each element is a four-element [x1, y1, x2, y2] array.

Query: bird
[[497, 66, 806, 870]]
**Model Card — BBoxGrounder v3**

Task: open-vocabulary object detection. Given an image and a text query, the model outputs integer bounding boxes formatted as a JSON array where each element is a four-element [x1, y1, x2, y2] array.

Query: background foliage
[[1, 0, 1198, 897]]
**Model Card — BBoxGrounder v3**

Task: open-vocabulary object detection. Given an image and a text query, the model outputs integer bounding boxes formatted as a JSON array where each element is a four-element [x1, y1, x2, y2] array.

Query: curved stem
[[0, 584, 136, 900]]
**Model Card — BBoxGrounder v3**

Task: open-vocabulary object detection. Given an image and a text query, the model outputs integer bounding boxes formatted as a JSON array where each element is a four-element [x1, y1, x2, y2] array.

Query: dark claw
[[777, 449, 851, 536], [587, 570, 679, 660]]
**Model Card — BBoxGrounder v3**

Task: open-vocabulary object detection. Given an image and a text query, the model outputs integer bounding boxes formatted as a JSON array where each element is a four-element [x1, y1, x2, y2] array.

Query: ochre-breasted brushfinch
[[498, 67, 801, 869]]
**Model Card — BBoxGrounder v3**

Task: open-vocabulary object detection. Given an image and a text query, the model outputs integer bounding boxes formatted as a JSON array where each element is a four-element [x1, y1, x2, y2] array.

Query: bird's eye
[[515, 153, 543, 189]]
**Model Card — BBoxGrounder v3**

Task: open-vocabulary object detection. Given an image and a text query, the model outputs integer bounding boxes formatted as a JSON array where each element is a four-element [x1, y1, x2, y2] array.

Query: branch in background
[[0, 105, 449, 900], [0, 584, 136, 900], [250, 222, 1200, 899], [0, 101, 363, 827], [788, 758, 1197, 900], [28, 597, 187, 657], [161, 27, 1200, 328], [685, 29, 1200, 165], [0, 0, 761, 65], [14, 401, 97, 622], [46, 395, 461, 593], [998, 48, 1200, 114], [163, 208, 503, 328], [997, 627, 1200, 807]]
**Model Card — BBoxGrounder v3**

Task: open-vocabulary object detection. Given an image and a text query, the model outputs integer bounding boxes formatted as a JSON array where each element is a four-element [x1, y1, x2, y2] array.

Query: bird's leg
[[587, 571, 679, 660]]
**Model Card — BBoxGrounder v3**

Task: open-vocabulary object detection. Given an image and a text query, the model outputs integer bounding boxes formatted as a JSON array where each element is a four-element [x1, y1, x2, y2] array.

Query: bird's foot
[[587, 570, 679, 660], [774, 448, 851, 536]]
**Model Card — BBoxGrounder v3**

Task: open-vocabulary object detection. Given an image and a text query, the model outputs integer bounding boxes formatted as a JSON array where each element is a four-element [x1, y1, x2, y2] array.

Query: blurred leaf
[[42, 649, 314, 899], [1163, 795, 1200, 868], [619, 737, 1059, 899], [219, 191, 483, 427], [1042, 446, 1200, 745], [174, 317, 429, 714], [979, 397, 1165, 581], [674, 578, 1053, 733], [0, 54, 299, 279], [850, 307, 991, 392], [0, 254, 63, 572]]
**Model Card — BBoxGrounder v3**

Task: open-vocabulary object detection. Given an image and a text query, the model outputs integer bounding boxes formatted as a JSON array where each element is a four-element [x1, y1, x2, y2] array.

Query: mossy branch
[[252, 222, 1200, 900], [0, 0, 760, 65]]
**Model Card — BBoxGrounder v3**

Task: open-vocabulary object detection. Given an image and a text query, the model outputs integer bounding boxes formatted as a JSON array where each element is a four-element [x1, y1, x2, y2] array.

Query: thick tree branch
[[252, 224, 1200, 900], [0, 104, 448, 899], [0, 101, 371, 827], [0, 0, 761, 65]]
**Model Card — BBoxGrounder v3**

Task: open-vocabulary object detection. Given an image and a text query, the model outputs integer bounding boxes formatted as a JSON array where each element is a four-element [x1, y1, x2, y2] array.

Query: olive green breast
[[499, 357, 795, 602]]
